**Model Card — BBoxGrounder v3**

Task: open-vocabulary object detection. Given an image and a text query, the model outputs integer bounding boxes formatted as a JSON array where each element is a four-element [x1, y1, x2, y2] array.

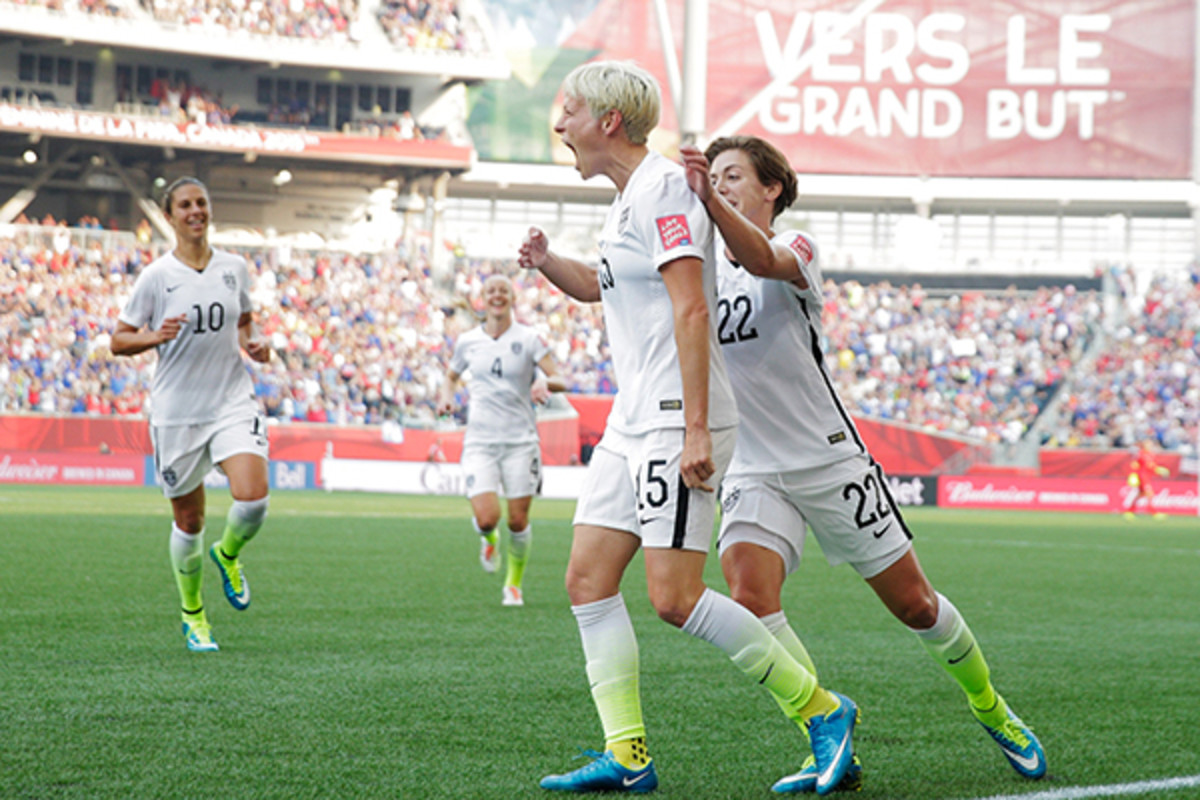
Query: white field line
[[965, 774, 1200, 800]]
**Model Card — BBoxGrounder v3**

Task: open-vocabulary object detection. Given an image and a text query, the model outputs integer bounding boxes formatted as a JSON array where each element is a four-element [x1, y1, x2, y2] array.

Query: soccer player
[[680, 136, 1047, 788], [436, 273, 565, 606], [111, 177, 272, 653], [1124, 441, 1170, 519], [518, 61, 859, 796]]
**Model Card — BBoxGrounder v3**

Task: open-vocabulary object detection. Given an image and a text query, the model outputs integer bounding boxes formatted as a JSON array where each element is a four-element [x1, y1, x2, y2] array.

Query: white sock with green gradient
[[761, 610, 819, 679], [682, 588, 826, 724], [912, 592, 1001, 723], [505, 526, 531, 588], [169, 523, 204, 614], [218, 496, 268, 560], [573, 594, 645, 762]]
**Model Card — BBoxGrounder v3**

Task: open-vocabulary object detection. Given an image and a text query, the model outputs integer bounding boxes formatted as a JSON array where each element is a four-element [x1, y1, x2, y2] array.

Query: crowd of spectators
[[377, 0, 480, 52], [824, 281, 1102, 444], [3, 0, 133, 17], [1040, 268, 1200, 451], [6, 0, 485, 51], [140, 0, 359, 40], [1, 224, 1196, 453]]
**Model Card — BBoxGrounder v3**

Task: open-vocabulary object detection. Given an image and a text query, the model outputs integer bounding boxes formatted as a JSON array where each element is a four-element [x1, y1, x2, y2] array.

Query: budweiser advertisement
[[530, 0, 1192, 177], [0, 450, 145, 486], [938, 476, 1199, 516]]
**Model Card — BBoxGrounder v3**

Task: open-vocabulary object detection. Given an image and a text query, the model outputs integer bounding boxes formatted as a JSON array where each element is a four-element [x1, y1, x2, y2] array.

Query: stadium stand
[[2, 223, 1195, 454], [0, 0, 1195, 473]]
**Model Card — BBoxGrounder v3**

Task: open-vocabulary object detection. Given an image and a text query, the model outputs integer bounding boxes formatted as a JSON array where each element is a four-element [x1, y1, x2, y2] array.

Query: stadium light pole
[[679, 0, 708, 146]]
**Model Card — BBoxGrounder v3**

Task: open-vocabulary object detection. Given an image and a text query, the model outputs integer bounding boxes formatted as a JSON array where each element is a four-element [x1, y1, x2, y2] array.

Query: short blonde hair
[[561, 60, 661, 145]]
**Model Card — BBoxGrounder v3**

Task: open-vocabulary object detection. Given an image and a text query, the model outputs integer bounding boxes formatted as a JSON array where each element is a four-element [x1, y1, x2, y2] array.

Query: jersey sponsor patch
[[659, 399, 683, 411], [656, 215, 692, 250], [827, 431, 847, 445], [789, 234, 814, 266]]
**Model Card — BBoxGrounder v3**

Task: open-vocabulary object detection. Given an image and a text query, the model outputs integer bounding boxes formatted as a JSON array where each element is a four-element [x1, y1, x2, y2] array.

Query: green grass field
[[2, 486, 1198, 800]]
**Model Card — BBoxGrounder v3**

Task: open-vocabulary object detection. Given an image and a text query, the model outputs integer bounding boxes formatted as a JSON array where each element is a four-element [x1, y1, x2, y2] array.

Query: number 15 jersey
[[118, 249, 257, 427], [716, 230, 866, 474]]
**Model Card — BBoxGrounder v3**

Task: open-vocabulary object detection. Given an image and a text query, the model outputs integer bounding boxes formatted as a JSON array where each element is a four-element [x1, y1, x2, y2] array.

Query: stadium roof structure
[[451, 160, 1200, 220]]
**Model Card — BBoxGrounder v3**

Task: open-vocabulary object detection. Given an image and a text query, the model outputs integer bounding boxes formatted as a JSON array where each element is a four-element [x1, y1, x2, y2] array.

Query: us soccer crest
[[161, 467, 178, 487], [721, 486, 741, 514], [222, 271, 237, 291], [511, 342, 523, 354]]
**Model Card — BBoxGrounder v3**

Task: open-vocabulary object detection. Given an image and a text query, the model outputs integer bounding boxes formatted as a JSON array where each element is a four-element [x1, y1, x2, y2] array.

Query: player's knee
[[175, 510, 205, 534], [646, 586, 697, 628], [896, 593, 938, 630], [475, 512, 500, 531], [729, 584, 775, 618], [508, 513, 529, 532]]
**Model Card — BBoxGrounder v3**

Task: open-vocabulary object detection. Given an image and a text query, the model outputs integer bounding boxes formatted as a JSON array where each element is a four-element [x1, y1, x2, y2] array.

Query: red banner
[[938, 475, 1198, 515], [0, 450, 145, 486], [0, 104, 473, 168], [564, 0, 1193, 178], [1040, 448, 1184, 480]]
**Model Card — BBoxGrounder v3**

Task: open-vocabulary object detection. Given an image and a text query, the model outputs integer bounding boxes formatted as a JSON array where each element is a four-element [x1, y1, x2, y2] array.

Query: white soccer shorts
[[718, 453, 912, 578], [573, 426, 736, 552], [151, 413, 269, 499], [461, 440, 542, 499]]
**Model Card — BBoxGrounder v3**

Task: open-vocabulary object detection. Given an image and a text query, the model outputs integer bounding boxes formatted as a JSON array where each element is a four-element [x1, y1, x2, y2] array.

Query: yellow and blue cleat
[[209, 545, 251, 610], [974, 698, 1046, 779], [182, 615, 219, 652], [540, 750, 658, 793], [772, 753, 862, 794]]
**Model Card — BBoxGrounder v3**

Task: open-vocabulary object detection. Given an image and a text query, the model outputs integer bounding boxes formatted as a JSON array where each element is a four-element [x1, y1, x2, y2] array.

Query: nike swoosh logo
[[948, 642, 975, 664], [166, 284, 182, 292], [623, 773, 650, 787], [871, 521, 893, 538], [1003, 747, 1042, 773], [639, 517, 658, 526], [818, 737, 850, 786]]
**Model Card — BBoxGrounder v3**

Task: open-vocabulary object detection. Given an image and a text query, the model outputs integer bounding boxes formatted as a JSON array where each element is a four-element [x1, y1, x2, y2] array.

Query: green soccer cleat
[[182, 615, 219, 652], [772, 754, 863, 794], [974, 697, 1047, 779], [209, 545, 250, 610]]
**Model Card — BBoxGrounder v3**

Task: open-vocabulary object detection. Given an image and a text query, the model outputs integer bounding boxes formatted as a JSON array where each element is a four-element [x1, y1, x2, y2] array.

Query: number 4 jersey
[[716, 229, 866, 475], [448, 322, 549, 446], [118, 249, 258, 427]]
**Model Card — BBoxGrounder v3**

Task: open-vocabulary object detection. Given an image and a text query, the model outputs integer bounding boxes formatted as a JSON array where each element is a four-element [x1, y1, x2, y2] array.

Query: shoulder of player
[[210, 248, 248, 269], [132, 254, 176, 287]]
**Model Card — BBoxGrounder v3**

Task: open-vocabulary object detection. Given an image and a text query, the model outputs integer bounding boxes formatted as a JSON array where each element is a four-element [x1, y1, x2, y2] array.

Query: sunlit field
[[2, 486, 1198, 799]]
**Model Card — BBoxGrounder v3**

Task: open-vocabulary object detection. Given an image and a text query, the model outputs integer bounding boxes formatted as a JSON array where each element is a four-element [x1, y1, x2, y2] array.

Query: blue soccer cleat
[[772, 753, 863, 794], [974, 698, 1047, 779], [803, 692, 859, 796], [182, 615, 219, 652], [209, 545, 250, 610], [540, 749, 658, 793]]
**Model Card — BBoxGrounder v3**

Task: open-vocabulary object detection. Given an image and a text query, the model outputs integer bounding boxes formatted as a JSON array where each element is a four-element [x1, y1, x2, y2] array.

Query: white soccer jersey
[[717, 230, 866, 473], [596, 150, 738, 435], [119, 249, 258, 427], [449, 322, 549, 445]]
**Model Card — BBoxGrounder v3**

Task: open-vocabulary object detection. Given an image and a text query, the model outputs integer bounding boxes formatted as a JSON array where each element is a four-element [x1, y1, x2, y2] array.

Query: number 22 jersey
[[716, 229, 865, 474]]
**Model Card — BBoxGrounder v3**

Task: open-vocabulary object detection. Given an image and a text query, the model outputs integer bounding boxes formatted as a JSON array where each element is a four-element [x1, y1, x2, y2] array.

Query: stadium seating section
[[2, 223, 1197, 452]]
